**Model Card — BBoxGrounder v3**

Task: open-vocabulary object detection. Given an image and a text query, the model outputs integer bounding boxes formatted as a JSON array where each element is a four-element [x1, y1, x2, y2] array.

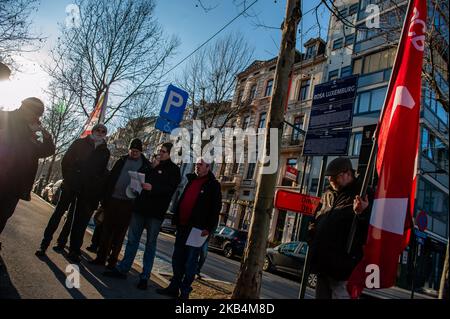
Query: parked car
[[263, 241, 317, 288], [41, 182, 54, 202], [47, 179, 63, 205], [208, 226, 248, 259], [160, 212, 176, 234]]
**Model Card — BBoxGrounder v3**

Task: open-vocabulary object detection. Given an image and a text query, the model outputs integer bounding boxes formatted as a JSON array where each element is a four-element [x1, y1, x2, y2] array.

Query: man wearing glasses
[[36, 124, 110, 262], [104, 142, 181, 290], [308, 157, 372, 299]]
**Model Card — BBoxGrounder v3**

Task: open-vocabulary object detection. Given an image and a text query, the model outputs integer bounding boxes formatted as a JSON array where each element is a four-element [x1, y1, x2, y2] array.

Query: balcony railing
[[281, 134, 304, 148]]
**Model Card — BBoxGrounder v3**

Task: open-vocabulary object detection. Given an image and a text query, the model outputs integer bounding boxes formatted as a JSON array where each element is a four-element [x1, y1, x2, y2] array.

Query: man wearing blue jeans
[[156, 159, 222, 299], [103, 142, 180, 290]]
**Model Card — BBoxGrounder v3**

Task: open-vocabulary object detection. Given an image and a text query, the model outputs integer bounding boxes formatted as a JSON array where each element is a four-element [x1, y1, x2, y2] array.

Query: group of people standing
[[1, 97, 222, 299]]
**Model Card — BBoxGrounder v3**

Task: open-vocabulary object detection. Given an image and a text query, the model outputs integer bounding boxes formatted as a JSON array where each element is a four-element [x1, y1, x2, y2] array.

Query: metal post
[[298, 155, 327, 299], [411, 233, 418, 299]]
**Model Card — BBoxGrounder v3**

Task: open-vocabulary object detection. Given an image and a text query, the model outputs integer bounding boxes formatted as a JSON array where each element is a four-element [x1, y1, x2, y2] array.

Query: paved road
[[0, 195, 167, 299], [153, 232, 315, 299], [2, 195, 433, 299]]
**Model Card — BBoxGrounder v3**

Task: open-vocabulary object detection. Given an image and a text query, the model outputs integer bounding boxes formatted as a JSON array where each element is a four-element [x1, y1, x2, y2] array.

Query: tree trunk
[[231, 0, 301, 299], [439, 243, 449, 299]]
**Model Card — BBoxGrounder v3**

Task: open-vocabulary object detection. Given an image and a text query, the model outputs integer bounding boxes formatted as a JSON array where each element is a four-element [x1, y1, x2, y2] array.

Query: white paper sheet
[[128, 171, 146, 194], [186, 227, 208, 247]]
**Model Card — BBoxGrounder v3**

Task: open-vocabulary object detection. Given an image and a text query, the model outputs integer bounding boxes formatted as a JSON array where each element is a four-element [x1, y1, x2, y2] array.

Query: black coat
[[0, 109, 55, 199], [103, 153, 151, 203], [308, 177, 373, 281], [61, 137, 110, 207], [172, 171, 222, 233], [134, 159, 181, 220]]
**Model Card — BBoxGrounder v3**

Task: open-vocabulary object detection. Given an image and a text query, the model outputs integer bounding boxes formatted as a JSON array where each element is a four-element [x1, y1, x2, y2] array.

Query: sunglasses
[[95, 129, 107, 134]]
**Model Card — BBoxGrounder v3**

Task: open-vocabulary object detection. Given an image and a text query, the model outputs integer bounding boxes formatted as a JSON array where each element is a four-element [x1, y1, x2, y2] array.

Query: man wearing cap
[[0, 98, 55, 242], [308, 157, 372, 299], [36, 123, 109, 259], [90, 138, 151, 269], [104, 142, 181, 290]]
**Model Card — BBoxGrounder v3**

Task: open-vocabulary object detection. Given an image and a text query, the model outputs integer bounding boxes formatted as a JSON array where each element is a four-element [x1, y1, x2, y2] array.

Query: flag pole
[[346, 0, 414, 254], [98, 85, 109, 124]]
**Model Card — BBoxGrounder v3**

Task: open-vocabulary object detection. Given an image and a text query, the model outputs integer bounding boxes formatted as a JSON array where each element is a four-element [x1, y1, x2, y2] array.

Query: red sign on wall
[[284, 166, 298, 181], [274, 189, 320, 216]]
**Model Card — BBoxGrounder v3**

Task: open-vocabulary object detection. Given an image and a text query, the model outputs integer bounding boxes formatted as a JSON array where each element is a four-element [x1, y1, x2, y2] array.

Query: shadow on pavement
[[57, 250, 165, 299], [0, 255, 21, 299], [35, 254, 87, 299]]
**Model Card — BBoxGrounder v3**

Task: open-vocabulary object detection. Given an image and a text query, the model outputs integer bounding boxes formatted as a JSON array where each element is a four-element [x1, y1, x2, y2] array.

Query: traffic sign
[[416, 211, 428, 232], [155, 116, 180, 134], [155, 84, 189, 133], [274, 190, 320, 216], [414, 228, 427, 239]]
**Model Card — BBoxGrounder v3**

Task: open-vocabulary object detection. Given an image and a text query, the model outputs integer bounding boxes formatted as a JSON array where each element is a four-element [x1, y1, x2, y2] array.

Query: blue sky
[[0, 0, 330, 110]]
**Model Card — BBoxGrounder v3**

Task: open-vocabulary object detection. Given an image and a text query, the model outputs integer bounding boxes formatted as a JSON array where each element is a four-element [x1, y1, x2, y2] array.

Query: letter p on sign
[[160, 84, 189, 124]]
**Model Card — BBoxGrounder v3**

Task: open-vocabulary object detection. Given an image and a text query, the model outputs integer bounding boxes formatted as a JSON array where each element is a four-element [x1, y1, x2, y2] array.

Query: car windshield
[[220, 227, 235, 237]]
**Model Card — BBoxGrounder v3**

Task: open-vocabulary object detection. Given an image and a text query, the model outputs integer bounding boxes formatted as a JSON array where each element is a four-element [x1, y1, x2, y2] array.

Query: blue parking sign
[[155, 116, 180, 134], [159, 84, 189, 124]]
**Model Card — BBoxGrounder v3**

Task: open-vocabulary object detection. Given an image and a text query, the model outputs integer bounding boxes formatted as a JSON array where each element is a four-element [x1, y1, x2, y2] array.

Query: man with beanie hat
[[308, 157, 373, 299], [36, 124, 109, 259], [104, 142, 181, 290], [0, 98, 55, 243], [91, 138, 151, 268]]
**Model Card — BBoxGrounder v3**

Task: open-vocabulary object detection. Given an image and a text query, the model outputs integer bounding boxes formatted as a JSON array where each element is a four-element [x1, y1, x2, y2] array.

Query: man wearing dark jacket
[[156, 159, 222, 299], [36, 124, 109, 256], [91, 138, 151, 268], [0, 98, 55, 241], [308, 157, 372, 299], [104, 142, 180, 290]]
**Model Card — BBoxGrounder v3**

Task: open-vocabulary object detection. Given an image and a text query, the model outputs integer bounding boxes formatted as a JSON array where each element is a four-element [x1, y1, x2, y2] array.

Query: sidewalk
[[0, 196, 169, 299]]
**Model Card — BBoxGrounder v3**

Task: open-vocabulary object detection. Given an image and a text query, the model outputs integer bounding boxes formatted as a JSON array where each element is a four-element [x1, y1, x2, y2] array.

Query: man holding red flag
[[347, 0, 427, 298]]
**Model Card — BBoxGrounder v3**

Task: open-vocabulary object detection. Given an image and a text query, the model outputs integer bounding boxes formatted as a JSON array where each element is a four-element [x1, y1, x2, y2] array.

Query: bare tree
[[46, 0, 179, 124], [40, 82, 82, 183], [177, 32, 254, 129], [0, 0, 43, 68]]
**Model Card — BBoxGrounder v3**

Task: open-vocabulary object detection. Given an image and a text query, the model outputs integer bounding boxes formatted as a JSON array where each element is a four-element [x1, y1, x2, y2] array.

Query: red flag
[[347, 0, 426, 298], [80, 88, 108, 138]]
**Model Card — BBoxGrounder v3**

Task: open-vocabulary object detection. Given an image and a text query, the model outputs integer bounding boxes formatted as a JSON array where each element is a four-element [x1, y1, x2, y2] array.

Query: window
[[349, 3, 358, 15], [344, 34, 355, 46], [328, 70, 339, 81], [337, 7, 347, 18], [246, 163, 256, 179], [265, 79, 274, 96], [281, 242, 299, 253], [237, 90, 244, 103], [362, 49, 396, 74], [243, 190, 250, 196], [291, 116, 303, 142], [421, 127, 449, 171], [305, 45, 316, 59], [353, 58, 362, 74], [298, 79, 310, 101], [258, 112, 267, 128], [332, 38, 343, 50], [341, 66, 352, 78], [249, 84, 257, 100], [242, 116, 250, 130], [355, 86, 387, 114], [349, 132, 363, 156]]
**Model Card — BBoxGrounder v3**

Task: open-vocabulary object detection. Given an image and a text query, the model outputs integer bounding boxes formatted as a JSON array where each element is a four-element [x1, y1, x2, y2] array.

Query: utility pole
[[232, 0, 301, 299]]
